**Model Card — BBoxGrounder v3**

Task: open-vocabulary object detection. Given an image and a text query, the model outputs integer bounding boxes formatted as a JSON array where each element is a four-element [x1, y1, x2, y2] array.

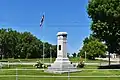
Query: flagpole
[[43, 12, 45, 70], [40, 12, 45, 69]]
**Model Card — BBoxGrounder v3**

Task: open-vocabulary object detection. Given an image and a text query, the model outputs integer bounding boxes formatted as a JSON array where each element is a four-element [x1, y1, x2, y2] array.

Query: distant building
[[106, 52, 119, 58], [101, 42, 119, 58]]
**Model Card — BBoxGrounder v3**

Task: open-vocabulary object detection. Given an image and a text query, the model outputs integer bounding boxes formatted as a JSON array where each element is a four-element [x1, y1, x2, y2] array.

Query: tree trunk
[[108, 52, 111, 66]]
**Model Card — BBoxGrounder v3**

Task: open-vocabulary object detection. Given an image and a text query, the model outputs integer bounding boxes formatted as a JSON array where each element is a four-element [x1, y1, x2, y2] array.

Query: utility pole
[[43, 42, 45, 64], [43, 42, 45, 70], [85, 51, 86, 62], [50, 47, 52, 63]]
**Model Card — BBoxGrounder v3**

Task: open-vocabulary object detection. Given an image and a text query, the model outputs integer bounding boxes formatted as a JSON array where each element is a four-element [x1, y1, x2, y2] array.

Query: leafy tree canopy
[[78, 36, 106, 60], [0, 28, 57, 59]]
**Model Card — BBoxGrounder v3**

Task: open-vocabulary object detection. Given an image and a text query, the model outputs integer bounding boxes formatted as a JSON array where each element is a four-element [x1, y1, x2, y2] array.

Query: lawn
[[1, 64, 98, 69], [2, 65, 35, 69], [0, 77, 119, 80], [0, 58, 54, 63], [0, 69, 120, 80], [0, 64, 120, 80], [0, 57, 110, 63], [0, 58, 119, 80]]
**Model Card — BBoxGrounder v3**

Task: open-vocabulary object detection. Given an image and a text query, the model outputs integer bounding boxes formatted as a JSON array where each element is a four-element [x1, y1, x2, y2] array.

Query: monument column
[[46, 32, 77, 73], [57, 32, 67, 58]]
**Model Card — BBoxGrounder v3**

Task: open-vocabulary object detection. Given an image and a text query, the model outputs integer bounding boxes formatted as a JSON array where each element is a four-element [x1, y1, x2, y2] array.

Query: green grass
[[83, 65, 98, 69], [0, 77, 119, 80], [69, 57, 111, 63], [0, 70, 120, 80], [2, 65, 35, 69], [0, 57, 110, 63], [2, 64, 98, 69], [0, 64, 120, 80], [0, 58, 56, 63], [0, 58, 119, 80]]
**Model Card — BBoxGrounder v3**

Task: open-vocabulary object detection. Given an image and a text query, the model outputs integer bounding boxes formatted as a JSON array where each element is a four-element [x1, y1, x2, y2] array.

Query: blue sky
[[0, 0, 91, 54]]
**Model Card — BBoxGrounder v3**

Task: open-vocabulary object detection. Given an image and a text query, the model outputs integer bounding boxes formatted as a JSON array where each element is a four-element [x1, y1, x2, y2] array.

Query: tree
[[72, 53, 77, 57], [51, 45, 57, 58], [0, 28, 57, 59], [78, 36, 106, 60], [67, 53, 70, 58], [44, 42, 52, 58], [83, 34, 96, 44], [87, 0, 120, 65], [0, 28, 7, 59], [7, 28, 19, 58]]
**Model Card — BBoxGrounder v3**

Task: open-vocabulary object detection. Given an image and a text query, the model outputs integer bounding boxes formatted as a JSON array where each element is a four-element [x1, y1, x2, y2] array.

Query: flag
[[40, 15, 44, 27]]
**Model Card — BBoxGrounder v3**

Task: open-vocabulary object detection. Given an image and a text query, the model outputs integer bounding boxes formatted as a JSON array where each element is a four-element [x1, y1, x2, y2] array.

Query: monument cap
[[57, 32, 67, 36]]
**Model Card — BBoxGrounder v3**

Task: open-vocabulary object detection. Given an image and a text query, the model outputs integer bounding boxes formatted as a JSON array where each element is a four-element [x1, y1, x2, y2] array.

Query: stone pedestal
[[45, 32, 78, 73]]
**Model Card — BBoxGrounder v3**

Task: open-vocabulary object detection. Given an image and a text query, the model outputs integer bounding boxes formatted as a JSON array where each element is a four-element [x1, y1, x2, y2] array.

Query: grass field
[[0, 57, 110, 63], [0, 77, 119, 80], [0, 64, 120, 80], [2, 64, 99, 69], [0, 69, 120, 80], [0, 58, 119, 80]]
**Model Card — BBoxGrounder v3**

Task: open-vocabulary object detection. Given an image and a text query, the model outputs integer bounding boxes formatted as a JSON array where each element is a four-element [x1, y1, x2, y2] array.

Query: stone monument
[[45, 32, 78, 73]]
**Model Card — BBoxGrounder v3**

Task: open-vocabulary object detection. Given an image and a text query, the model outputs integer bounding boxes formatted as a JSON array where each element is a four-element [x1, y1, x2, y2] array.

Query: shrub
[[33, 60, 48, 68], [77, 61, 85, 68]]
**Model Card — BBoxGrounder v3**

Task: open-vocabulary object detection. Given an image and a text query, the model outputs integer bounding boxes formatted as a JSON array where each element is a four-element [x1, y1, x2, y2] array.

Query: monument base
[[45, 58, 80, 74]]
